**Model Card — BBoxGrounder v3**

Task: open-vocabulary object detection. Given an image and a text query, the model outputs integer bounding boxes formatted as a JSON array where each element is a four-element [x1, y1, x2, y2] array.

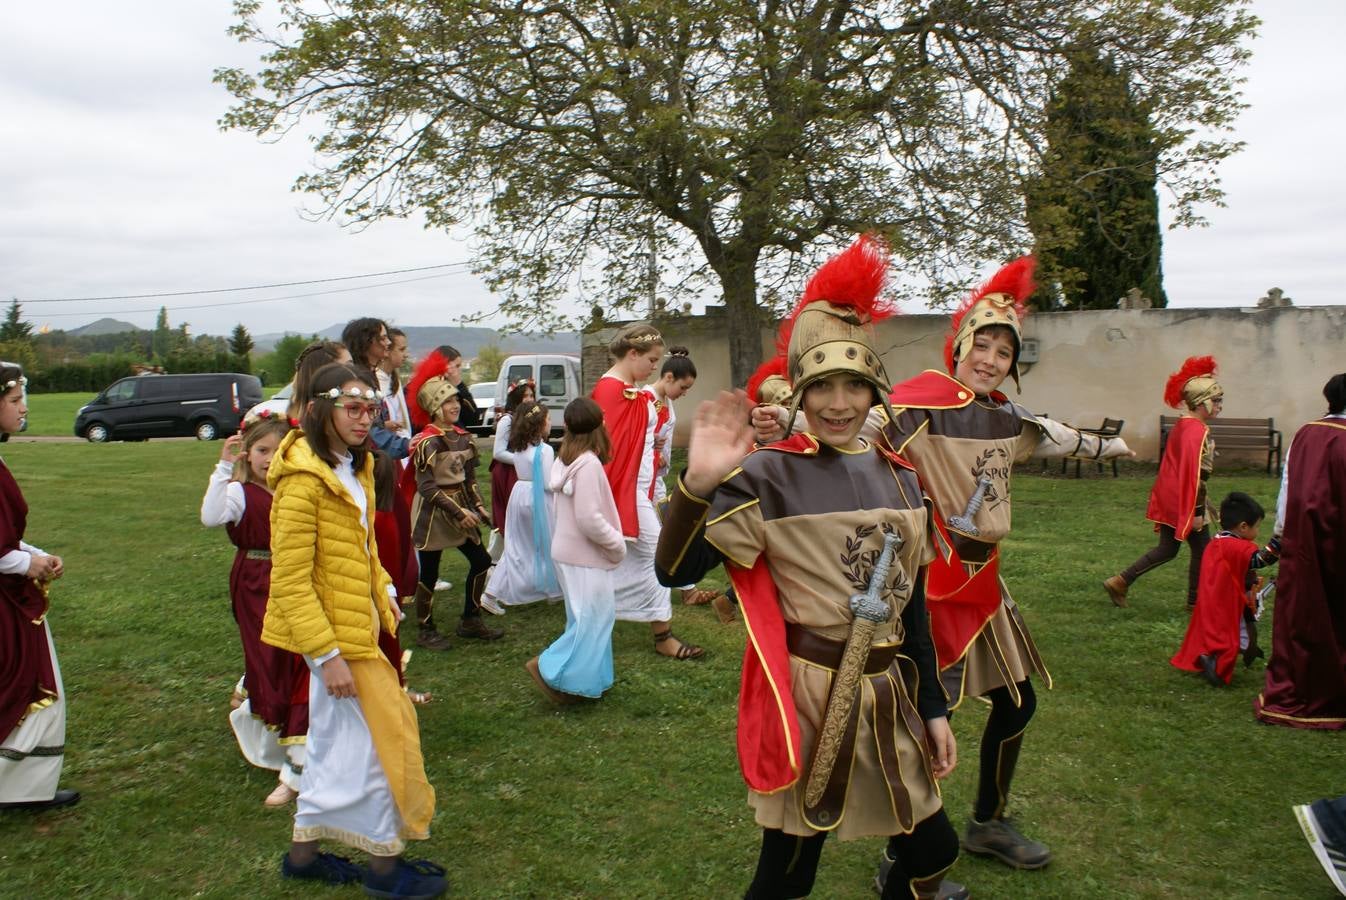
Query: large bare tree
[[218, 0, 1256, 387]]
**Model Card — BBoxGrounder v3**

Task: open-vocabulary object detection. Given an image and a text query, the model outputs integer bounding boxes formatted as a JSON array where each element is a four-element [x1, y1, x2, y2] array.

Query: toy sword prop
[[804, 531, 903, 808], [948, 475, 993, 536]]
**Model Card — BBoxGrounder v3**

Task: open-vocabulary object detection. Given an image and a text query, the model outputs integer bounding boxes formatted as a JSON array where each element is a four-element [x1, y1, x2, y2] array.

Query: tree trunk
[[719, 260, 766, 392]]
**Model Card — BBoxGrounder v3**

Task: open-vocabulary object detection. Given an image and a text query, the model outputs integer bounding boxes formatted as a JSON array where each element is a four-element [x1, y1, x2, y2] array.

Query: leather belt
[[786, 625, 900, 676]]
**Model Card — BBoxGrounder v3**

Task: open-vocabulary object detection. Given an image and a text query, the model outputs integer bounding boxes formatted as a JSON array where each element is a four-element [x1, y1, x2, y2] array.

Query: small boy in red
[[1172, 492, 1280, 686]]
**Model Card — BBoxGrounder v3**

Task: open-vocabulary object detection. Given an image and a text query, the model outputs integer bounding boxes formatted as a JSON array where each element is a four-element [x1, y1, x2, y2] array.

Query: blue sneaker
[[281, 851, 366, 885], [363, 858, 449, 899]]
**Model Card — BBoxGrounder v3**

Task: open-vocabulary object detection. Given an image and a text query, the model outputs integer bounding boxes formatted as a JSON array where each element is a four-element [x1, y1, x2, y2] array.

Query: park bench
[[1159, 415, 1283, 476], [1060, 417, 1124, 478]]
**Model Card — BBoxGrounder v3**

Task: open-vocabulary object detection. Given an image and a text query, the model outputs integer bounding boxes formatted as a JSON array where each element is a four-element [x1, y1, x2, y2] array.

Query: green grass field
[[0, 440, 1337, 899]]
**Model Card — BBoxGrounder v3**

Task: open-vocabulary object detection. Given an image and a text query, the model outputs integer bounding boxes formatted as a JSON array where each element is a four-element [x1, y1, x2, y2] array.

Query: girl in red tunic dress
[[201, 411, 309, 806]]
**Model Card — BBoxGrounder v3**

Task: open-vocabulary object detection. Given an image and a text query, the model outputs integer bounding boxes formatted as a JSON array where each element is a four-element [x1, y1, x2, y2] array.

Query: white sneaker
[[1296, 802, 1346, 896], [479, 594, 506, 616], [264, 782, 298, 807], [434, 579, 452, 591]]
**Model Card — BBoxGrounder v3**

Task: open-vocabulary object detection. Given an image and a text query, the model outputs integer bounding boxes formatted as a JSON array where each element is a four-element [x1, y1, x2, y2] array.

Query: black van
[[74, 373, 263, 442]]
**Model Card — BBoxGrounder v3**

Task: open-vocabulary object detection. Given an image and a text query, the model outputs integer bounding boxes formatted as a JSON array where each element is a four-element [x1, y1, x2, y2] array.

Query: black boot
[[1243, 616, 1265, 667], [414, 584, 452, 650]]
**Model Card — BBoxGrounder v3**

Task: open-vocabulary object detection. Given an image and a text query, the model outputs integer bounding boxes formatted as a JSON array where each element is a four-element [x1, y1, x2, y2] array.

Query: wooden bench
[[1158, 415, 1283, 476], [1061, 417, 1124, 478]]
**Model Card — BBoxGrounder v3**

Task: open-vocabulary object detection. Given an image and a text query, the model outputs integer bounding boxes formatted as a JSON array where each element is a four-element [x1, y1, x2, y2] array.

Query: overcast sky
[[1, 1, 1341, 337]]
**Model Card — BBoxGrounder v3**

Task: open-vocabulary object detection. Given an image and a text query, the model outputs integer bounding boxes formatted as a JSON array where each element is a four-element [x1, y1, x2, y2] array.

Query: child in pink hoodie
[[525, 399, 626, 703]]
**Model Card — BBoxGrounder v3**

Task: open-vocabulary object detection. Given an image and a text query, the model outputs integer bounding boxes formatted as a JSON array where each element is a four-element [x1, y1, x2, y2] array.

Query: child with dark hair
[[264, 361, 442, 895], [489, 379, 536, 532], [526, 398, 625, 703], [1172, 491, 1280, 687], [480, 401, 559, 615]]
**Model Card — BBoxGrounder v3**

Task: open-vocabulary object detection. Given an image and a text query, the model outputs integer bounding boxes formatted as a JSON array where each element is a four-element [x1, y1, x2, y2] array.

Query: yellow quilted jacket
[[261, 430, 397, 659]]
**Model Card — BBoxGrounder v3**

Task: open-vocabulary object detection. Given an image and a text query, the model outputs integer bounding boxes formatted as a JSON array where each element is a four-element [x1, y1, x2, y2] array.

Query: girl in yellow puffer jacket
[[264, 361, 446, 899]]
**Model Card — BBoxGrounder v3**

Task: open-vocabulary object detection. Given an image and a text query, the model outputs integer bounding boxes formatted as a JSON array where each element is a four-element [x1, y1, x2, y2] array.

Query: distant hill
[[253, 324, 580, 358], [66, 318, 142, 337]]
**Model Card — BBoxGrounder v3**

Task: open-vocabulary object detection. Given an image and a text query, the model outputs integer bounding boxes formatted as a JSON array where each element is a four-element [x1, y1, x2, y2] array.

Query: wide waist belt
[[786, 625, 900, 676], [244, 549, 272, 560]]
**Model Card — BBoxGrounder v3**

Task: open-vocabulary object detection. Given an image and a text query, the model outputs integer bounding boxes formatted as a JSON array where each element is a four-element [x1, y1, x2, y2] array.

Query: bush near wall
[[25, 351, 251, 393]]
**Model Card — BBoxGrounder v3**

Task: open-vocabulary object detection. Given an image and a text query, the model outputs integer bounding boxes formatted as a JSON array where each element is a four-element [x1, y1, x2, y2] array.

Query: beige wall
[[583, 305, 1346, 462]]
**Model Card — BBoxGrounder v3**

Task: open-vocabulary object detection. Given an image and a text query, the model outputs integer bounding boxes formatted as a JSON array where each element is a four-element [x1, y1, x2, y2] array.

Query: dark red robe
[[0, 461, 57, 739], [1172, 534, 1257, 684], [1255, 418, 1346, 729], [374, 507, 411, 688], [592, 376, 651, 538], [226, 483, 308, 738], [1146, 416, 1207, 540]]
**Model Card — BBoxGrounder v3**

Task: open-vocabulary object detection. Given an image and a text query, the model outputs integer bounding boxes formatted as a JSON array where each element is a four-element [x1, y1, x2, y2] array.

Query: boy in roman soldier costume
[[755, 255, 1131, 877], [1104, 356, 1222, 609], [657, 237, 964, 900], [1171, 491, 1280, 686]]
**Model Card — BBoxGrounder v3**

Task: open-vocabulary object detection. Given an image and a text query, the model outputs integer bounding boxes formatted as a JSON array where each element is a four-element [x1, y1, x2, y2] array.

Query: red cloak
[[1171, 534, 1257, 684], [886, 369, 1006, 670], [592, 376, 651, 538], [0, 462, 57, 739], [722, 433, 819, 793], [1147, 416, 1207, 540], [1255, 419, 1346, 729]]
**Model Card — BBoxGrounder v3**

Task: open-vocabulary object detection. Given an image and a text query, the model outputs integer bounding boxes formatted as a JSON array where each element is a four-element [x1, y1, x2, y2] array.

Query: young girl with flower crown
[[480, 400, 560, 616], [201, 410, 308, 807], [489, 380, 535, 533], [0, 363, 79, 811], [265, 362, 443, 897]]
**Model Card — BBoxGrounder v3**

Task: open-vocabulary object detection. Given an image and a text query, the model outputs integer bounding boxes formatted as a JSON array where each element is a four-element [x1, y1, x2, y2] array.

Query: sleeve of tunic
[[492, 415, 515, 465], [900, 571, 948, 721], [655, 474, 727, 586], [200, 461, 246, 527], [1019, 415, 1132, 463]]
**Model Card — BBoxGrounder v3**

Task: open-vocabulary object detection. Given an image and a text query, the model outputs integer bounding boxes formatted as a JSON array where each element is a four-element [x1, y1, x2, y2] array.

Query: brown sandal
[[406, 688, 432, 705], [681, 588, 720, 606], [653, 629, 706, 661]]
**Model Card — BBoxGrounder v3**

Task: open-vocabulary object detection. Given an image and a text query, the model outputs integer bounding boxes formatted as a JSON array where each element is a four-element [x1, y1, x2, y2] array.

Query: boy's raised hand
[[684, 390, 755, 498]]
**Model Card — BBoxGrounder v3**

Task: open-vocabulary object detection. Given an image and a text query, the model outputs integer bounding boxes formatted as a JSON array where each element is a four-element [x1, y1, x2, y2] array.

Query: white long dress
[[612, 386, 672, 622], [483, 443, 560, 608]]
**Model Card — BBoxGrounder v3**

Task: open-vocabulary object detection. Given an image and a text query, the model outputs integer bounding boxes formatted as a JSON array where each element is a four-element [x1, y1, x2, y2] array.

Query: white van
[[494, 354, 581, 437]]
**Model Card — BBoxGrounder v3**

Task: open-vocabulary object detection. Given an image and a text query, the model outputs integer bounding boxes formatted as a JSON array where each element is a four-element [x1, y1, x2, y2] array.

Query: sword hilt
[[948, 475, 993, 536], [852, 532, 902, 623]]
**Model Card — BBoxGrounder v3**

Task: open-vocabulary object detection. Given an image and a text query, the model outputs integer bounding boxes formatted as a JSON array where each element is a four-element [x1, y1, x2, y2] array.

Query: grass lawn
[[0, 441, 1337, 899]]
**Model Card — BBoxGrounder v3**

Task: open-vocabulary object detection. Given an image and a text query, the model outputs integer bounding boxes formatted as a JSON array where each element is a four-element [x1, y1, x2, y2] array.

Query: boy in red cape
[[1105, 356, 1222, 609], [1171, 492, 1280, 686], [657, 237, 963, 900]]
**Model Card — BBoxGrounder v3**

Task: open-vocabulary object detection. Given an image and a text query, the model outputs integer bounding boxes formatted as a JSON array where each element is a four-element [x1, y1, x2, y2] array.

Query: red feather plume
[[1164, 355, 1218, 409], [778, 235, 896, 354], [942, 255, 1036, 374], [405, 349, 455, 431], [745, 355, 788, 400]]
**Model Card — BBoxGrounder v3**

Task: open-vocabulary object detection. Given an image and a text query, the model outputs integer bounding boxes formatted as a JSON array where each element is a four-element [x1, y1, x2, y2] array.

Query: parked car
[[493, 354, 581, 438], [467, 382, 497, 436], [74, 373, 263, 442]]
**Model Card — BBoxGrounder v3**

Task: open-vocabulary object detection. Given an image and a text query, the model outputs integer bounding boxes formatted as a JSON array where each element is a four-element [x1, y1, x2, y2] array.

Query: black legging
[[744, 810, 958, 899], [417, 541, 492, 619], [1120, 523, 1211, 605], [969, 679, 1037, 822]]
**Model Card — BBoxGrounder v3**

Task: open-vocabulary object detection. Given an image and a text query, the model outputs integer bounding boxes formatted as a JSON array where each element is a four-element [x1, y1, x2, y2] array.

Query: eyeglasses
[[334, 400, 379, 420]]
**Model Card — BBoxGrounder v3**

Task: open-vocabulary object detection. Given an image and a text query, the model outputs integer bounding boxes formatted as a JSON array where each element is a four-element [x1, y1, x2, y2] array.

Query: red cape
[[1147, 416, 1207, 540], [723, 433, 819, 792], [0, 463, 57, 738], [592, 377, 651, 537], [1171, 535, 1256, 684], [651, 397, 671, 502], [888, 369, 1008, 410]]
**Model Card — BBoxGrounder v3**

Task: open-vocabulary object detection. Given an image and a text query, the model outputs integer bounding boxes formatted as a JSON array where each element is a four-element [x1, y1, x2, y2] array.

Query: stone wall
[[582, 304, 1346, 463]]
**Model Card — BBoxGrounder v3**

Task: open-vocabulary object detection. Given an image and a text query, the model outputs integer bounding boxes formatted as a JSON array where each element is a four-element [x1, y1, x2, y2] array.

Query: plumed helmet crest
[[943, 256, 1035, 378], [405, 349, 455, 431], [1164, 356, 1219, 410], [745, 355, 790, 406]]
